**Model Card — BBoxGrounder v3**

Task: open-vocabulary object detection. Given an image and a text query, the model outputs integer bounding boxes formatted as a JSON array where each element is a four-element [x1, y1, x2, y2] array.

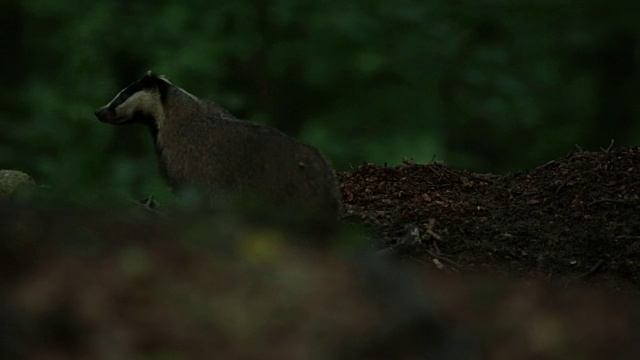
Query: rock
[[0, 170, 36, 197]]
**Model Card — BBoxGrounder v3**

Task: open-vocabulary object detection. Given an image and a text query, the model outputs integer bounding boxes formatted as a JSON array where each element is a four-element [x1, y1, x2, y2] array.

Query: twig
[[431, 240, 441, 254], [423, 183, 453, 188], [468, 174, 497, 184], [615, 235, 640, 240], [514, 191, 541, 199], [427, 165, 443, 177], [601, 139, 615, 153], [555, 175, 576, 195], [408, 255, 431, 267], [425, 218, 442, 242], [536, 160, 556, 170], [587, 198, 637, 207], [578, 260, 604, 279], [422, 249, 462, 271]]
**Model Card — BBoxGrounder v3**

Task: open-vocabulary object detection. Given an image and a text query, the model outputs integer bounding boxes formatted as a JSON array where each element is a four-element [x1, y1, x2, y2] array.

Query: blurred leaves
[[1, 0, 639, 199]]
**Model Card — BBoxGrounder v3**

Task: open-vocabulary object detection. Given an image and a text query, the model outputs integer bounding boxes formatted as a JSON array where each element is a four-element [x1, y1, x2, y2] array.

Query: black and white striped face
[[95, 72, 171, 126]]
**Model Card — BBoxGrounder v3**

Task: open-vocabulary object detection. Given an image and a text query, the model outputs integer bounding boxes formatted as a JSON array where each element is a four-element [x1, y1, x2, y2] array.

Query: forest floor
[[3, 146, 640, 359], [337, 145, 640, 359]]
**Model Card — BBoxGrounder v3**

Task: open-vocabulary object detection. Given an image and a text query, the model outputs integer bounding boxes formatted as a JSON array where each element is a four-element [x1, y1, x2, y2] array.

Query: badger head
[[95, 71, 172, 127]]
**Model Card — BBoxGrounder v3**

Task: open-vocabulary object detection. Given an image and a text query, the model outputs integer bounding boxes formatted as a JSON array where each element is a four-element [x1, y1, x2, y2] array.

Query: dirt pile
[[339, 146, 640, 292]]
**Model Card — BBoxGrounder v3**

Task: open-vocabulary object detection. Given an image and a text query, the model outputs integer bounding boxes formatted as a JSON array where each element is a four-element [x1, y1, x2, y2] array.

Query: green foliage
[[1, 0, 639, 199]]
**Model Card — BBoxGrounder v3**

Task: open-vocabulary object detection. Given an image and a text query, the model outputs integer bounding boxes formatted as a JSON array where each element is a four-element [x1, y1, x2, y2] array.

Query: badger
[[95, 71, 342, 218]]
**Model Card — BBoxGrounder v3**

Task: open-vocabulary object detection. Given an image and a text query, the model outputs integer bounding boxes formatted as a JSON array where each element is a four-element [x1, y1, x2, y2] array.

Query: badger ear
[[146, 70, 171, 83]]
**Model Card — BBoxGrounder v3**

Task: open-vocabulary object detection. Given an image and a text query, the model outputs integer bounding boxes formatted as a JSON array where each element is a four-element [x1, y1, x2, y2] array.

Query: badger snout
[[94, 106, 113, 123]]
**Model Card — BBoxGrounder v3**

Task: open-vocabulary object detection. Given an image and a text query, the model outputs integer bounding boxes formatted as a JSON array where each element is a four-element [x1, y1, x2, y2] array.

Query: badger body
[[95, 72, 342, 217]]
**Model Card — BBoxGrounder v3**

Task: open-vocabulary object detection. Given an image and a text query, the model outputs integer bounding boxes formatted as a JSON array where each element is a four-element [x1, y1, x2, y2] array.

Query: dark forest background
[[1, 0, 639, 200]]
